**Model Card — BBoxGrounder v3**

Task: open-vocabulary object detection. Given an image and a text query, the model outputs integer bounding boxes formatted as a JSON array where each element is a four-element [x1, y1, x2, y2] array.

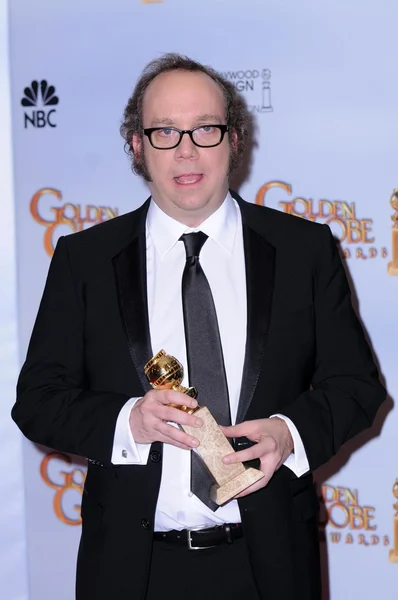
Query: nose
[[175, 132, 199, 159]]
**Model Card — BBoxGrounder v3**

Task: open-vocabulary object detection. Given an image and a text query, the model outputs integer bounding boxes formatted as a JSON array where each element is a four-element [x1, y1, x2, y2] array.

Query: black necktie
[[180, 232, 231, 510]]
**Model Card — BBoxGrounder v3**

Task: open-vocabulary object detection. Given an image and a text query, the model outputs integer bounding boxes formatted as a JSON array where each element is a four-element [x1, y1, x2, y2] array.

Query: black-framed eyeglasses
[[143, 124, 229, 150]]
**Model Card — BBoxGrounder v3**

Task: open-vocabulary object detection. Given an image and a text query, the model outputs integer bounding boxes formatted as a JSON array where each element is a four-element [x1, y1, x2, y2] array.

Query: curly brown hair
[[120, 53, 251, 181]]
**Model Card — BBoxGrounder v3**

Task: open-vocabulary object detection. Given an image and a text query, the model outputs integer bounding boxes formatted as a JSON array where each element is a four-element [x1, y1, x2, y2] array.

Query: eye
[[158, 128, 174, 137], [199, 126, 215, 133]]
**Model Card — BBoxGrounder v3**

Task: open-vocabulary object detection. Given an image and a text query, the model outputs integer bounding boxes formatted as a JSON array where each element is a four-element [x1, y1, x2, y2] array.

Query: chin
[[174, 198, 209, 213]]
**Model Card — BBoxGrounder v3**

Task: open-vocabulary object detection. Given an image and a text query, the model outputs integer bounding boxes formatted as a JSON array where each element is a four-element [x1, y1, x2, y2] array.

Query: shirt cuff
[[111, 397, 151, 465], [270, 414, 310, 477]]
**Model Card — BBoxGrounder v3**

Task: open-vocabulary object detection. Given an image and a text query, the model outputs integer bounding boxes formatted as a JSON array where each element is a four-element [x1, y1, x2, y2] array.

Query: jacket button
[[150, 450, 161, 463], [141, 519, 150, 530]]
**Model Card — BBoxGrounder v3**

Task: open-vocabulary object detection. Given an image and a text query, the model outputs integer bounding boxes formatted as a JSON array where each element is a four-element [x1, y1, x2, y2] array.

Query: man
[[12, 53, 386, 600]]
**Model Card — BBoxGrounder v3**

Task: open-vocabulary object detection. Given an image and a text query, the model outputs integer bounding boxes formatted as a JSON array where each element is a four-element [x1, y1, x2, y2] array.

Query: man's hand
[[129, 389, 203, 449], [220, 417, 294, 497]]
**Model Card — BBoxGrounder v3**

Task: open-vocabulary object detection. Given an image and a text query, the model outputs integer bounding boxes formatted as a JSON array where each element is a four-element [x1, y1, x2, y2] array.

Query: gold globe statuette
[[144, 350, 264, 506], [389, 479, 398, 562], [388, 189, 398, 276]]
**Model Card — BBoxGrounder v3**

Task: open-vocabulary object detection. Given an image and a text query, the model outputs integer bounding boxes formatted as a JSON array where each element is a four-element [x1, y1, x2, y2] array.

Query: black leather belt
[[153, 523, 243, 550]]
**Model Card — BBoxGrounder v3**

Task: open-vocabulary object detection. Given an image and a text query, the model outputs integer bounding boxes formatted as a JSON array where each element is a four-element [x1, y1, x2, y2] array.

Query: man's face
[[133, 70, 235, 226]]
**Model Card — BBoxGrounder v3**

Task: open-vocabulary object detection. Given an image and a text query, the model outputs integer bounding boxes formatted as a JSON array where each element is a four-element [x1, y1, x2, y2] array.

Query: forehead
[[142, 70, 226, 124]]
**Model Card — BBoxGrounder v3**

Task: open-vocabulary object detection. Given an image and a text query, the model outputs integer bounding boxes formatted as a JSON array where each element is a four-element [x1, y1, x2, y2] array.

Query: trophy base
[[211, 467, 265, 506], [388, 262, 398, 276], [389, 549, 398, 563]]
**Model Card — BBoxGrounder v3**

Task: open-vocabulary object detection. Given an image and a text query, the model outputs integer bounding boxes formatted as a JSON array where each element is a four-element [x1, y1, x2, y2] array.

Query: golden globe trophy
[[388, 189, 398, 276], [389, 479, 398, 563], [144, 350, 264, 505]]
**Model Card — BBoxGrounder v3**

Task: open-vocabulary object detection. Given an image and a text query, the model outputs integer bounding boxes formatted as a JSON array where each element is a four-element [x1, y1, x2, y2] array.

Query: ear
[[132, 132, 143, 162], [229, 129, 238, 152]]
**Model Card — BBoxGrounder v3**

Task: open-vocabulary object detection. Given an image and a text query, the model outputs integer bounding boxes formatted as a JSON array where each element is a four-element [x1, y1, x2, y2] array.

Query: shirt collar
[[146, 191, 238, 259]]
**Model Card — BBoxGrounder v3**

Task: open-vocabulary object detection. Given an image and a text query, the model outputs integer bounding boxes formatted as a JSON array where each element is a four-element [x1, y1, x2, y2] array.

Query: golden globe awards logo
[[256, 181, 387, 261], [30, 188, 118, 257], [40, 452, 86, 526], [322, 484, 389, 548]]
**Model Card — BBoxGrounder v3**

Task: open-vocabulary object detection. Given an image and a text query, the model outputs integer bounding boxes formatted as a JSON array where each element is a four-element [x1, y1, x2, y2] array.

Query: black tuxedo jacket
[[12, 191, 385, 600]]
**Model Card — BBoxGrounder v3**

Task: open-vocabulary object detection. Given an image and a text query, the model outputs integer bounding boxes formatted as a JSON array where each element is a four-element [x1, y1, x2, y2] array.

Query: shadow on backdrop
[[230, 107, 258, 193], [314, 237, 392, 600]]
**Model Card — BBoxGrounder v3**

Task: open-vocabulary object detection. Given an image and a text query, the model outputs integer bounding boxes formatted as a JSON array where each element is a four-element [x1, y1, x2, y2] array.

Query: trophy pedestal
[[211, 467, 264, 505], [388, 261, 398, 276], [183, 407, 264, 505]]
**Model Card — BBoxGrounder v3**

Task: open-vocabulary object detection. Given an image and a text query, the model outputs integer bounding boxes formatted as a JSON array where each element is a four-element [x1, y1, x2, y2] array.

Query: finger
[[157, 421, 200, 449], [219, 420, 262, 438], [219, 423, 248, 438], [157, 405, 203, 428], [222, 437, 276, 465], [157, 389, 198, 410], [222, 445, 261, 465], [159, 430, 199, 451], [157, 433, 194, 451]]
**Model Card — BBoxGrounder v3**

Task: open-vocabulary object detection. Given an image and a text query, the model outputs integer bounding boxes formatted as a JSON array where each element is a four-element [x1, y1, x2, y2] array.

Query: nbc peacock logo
[[20, 80, 59, 128]]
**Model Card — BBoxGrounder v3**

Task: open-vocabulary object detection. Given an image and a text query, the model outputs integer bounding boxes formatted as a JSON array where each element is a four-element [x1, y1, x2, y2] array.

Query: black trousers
[[145, 536, 260, 600]]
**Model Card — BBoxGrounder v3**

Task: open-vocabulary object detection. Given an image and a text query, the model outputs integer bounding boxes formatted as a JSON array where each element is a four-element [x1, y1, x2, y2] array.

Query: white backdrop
[[5, 1, 398, 599]]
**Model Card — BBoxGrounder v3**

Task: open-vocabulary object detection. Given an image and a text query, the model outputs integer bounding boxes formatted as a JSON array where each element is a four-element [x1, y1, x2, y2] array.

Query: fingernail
[[195, 418, 202, 427], [223, 457, 230, 464], [191, 439, 199, 447]]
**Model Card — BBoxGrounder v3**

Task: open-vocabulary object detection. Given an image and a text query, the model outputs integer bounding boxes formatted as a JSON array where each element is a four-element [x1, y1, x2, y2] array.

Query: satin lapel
[[236, 223, 275, 424], [112, 207, 153, 394]]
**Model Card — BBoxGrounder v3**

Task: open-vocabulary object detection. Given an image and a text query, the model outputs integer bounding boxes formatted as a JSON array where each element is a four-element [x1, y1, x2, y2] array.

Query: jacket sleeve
[[12, 235, 130, 464], [281, 224, 386, 472]]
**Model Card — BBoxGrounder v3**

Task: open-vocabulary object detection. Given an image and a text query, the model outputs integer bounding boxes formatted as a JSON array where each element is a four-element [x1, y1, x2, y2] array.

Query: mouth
[[173, 173, 204, 186]]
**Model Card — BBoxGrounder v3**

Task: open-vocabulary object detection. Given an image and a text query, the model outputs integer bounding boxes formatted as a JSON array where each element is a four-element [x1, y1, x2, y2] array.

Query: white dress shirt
[[111, 193, 309, 531]]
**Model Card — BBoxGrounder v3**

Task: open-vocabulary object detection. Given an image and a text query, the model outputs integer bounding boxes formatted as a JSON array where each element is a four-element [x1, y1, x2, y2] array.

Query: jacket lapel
[[112, 200, 153, 394], [235, 198, 276, 424]]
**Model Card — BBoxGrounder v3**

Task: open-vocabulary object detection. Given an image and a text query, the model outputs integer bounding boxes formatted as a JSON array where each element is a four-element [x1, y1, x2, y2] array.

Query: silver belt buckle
[[187, 525, 216, 551]]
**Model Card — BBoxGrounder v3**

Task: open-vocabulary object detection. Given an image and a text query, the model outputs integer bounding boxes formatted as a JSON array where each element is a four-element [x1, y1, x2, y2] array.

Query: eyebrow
[[150, 114, 224, 127], [195, 114, 223, 123]]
